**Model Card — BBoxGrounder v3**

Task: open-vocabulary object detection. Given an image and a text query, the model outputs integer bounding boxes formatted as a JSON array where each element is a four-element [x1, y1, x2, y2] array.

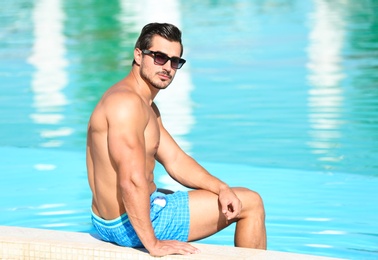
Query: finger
[[182, 243, 201, 254], [175, 243, 201, 255], [221, 198, 231, 213], [221, 203, 228, 214], [226, 201, 241, 219], [227, 210, 239, 220]]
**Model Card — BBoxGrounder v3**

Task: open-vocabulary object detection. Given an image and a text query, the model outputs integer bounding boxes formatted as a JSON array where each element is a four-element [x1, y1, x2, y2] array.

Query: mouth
[[157, 71, 172, 80]]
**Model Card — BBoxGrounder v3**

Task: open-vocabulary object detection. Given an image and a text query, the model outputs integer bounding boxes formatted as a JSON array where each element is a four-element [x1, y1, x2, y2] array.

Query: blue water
[[1, 0, 378, 259]]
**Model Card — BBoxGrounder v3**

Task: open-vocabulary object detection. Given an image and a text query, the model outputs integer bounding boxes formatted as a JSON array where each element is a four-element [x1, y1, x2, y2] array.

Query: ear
[[134, 48, 142, 65]]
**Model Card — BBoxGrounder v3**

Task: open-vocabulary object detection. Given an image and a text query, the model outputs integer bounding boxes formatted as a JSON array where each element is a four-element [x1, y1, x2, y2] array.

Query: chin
[[153, 82, 170, 90]]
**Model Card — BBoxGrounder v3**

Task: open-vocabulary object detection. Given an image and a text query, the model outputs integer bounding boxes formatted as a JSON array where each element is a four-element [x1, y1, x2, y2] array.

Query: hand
[[147, 240, 200, 257], [218, 187, 242, 221]]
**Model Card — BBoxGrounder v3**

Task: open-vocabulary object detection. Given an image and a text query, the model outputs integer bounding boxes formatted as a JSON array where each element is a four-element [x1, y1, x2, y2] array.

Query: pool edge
[[0, 226, 341, 259]]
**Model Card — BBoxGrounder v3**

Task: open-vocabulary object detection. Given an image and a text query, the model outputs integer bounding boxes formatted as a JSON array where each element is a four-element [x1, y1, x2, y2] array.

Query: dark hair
[[132, 23, 183, 65]]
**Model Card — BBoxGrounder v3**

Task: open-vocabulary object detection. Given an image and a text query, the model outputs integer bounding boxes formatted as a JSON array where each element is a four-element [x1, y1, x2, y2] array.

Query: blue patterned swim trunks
[[91, 190, 190, 248]]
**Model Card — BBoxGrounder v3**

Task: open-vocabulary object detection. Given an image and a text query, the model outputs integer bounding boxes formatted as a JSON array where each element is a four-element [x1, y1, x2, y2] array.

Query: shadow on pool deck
[[0, 226, 341, 259]]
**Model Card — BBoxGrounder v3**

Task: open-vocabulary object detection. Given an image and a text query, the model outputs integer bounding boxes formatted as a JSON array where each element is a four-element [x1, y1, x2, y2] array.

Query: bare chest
[[144, 109, 160, 156]]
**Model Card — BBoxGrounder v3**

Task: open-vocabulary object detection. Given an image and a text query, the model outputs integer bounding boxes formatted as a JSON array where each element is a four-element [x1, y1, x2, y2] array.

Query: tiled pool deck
[[0, 226, 341, 259]]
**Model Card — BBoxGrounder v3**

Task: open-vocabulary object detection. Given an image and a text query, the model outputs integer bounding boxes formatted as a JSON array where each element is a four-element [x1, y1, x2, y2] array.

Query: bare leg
[[187, 187, 266, 249], [232, 188, 266, 248]]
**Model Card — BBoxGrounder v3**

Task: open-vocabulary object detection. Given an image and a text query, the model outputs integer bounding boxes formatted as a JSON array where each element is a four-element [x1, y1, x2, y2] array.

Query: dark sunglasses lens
[[171, 58, 185, 69], [171, 58, 180, 69], [151, 51, 185, 69], [154, 53, 169, 65]]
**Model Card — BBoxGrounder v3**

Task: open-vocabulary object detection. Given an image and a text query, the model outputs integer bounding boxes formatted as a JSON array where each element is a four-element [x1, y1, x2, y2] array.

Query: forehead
[[150, 35, 182, 57]]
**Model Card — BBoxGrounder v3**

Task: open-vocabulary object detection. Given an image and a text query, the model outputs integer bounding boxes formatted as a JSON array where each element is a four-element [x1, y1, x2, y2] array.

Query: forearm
[[167, 153, 229, 194], [169, 156, 242, 221], [121, 177, 157, 250], [156, 123, 231, 195]]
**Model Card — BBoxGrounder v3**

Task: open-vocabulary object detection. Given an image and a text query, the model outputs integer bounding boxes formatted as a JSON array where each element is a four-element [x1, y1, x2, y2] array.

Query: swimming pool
[[1, 0, 377, 259]]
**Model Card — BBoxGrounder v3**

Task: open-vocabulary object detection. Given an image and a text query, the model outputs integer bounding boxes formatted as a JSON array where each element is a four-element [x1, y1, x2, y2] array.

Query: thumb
[[221, 201, 229, 214]]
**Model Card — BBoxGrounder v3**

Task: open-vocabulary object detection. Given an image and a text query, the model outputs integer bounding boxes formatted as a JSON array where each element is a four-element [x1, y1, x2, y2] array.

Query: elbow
[[119, 171, 148, 193]]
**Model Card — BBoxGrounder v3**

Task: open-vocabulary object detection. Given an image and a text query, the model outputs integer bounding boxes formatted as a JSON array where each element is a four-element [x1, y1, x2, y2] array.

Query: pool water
[[1, 0, 378, 259]]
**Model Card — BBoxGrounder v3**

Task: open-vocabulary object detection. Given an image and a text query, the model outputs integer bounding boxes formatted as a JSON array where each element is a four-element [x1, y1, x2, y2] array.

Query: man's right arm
[[106, 94, 158, 249], [105, 94, 199, 256]]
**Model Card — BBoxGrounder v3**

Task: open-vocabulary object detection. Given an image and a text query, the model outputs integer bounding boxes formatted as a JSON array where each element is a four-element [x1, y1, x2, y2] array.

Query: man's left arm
[[154, 110, 241, 220]]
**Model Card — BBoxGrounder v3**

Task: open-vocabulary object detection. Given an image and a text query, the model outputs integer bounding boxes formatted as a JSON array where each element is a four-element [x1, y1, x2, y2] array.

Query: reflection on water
[[2, 0, 377, 174], [27, 0, 72, 148], [306, 0, 345, 169], [305, 0, 378, 174]]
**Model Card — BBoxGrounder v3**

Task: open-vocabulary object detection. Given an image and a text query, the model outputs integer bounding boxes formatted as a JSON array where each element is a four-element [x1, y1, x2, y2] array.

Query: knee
[[250, 189, 264, 209], [240, 188, 265, 216]]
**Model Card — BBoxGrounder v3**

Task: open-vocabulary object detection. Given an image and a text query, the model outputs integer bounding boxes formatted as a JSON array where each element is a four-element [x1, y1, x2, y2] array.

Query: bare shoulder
[[108, 86, 148, 116], [90, 85, 149, 131]]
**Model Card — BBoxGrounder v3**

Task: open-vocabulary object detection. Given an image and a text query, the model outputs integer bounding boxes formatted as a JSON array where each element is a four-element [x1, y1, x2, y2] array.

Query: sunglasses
[[142, 49, 186, 69]]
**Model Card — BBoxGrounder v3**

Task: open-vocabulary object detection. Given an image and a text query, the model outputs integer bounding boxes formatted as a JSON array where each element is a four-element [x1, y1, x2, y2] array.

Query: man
[[87, 22, 266, 257]]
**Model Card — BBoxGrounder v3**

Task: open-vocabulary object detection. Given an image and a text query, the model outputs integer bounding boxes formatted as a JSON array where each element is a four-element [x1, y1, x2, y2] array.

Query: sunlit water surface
[[1, 0, 378, 259]]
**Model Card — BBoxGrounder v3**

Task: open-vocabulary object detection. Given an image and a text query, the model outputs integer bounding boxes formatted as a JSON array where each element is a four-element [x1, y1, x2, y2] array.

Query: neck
[[130, 66, 159, 105]]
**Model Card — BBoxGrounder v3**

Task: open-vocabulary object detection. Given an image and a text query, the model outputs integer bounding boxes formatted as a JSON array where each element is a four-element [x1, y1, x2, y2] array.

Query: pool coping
[[0, 226, 342, 259]]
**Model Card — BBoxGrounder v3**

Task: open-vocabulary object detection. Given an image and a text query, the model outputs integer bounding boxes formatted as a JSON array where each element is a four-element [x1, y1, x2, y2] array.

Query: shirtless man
[[87, 23, 267, 257]]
